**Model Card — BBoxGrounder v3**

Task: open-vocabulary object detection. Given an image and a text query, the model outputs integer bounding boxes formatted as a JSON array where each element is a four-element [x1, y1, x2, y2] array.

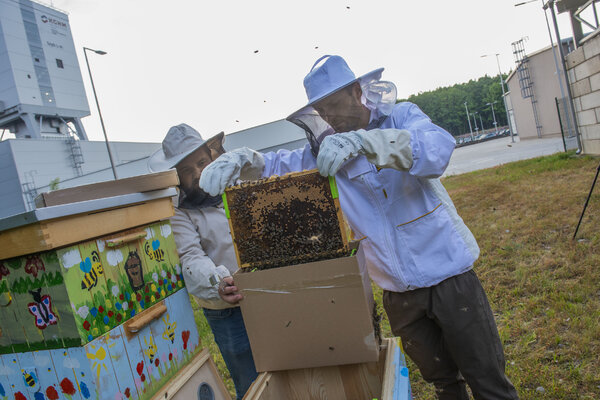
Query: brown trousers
[[383, 270, 519, 400]]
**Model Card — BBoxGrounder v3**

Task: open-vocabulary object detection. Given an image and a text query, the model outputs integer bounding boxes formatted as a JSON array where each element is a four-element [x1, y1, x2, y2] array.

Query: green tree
[[398, 74, 509, 136]]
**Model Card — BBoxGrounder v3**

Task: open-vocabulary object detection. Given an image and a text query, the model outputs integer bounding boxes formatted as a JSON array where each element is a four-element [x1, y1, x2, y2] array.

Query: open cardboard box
[[234, 251, 379, 372]]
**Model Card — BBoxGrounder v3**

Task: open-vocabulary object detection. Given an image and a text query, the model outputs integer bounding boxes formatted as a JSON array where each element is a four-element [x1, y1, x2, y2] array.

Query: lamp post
[[472, 112, 479, 136], [464, 101, 474, 139], [83, 46, 118, 179], [486, 101, 499, 133], [479, 113, 485, 133], [481, 53, 515, 143]]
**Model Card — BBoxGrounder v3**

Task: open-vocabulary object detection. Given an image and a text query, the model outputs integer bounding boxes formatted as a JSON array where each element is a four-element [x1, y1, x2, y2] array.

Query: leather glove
[[200, 147, 265, 196], [316, 131, 364, 176]]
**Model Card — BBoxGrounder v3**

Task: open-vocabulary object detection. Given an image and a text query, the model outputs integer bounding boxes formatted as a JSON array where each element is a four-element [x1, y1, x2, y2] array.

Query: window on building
[[56, 59, 64, 69]]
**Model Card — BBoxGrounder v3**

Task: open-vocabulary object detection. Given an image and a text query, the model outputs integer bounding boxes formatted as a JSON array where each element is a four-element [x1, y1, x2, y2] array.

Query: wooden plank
[[0, 353, 34, 400], [0, 355, 16, 400], [164, 290, 200, 364], [49, 348, 84, 400], [106, 327, 141, 400], [57, 244, 96, 345], [84, 334, 120, 400], [150, 348, 231, 400], [35, 170, 179, 208], [68, 345, 99, 400], [0, 198, 175, 259]]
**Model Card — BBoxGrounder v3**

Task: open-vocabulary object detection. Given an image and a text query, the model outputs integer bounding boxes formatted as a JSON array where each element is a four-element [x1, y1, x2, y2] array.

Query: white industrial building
[[0, 0, 89, 139], [0, 0, 307, 220], [0, 120, 306, 219]]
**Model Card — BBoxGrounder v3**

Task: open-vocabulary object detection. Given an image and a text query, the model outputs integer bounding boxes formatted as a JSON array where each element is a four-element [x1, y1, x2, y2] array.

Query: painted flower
[[77, 306, 90, 319], [124, 388, 131, 398], [24, 255, 45, 278], [161, 270, 167, 278], [0, 263, 9, 279], [83, 321, 91, 331], [111, 285, 120, 297], [175, 264, 181, 274], [45, 386, 59, 400], [152, 272, 159, 283], [15, 392, 27, 400], [122, 302, 129, 311], [150, 284, 157, 292], [105, 299, 112, 309], [60, 378, 76, 395]]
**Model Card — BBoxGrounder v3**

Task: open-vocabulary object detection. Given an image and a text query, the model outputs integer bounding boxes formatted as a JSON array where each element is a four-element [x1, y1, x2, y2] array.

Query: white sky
[[47, 0, 580, 143]]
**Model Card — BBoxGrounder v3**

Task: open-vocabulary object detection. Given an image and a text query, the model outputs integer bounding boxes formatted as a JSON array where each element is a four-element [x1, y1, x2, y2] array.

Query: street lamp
[[481, 53, 515, 143], [471, 112, 479, 136], [83, 46, 118, 180], [486, 101, 499, 133], [464, 101, 474, 139], [479, 113, 485, 133]]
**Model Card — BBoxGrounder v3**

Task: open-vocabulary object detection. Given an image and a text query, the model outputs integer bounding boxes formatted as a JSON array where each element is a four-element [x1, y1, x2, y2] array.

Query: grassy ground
[[192, 151, 600, 399]]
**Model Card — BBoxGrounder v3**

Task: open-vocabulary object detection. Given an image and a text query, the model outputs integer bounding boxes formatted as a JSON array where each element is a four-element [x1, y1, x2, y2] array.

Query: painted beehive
[[0, 288, 202, 400], [0, 220, 184, 354], [223, 169, 350, 269]]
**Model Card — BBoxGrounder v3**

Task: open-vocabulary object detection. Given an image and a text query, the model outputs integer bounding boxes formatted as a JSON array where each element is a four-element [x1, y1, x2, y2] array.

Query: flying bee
[[144, 240, 165, 262], [144, 336, 158, 363], [162, 315, 177, 344], [21, 369, 37, 388], [80, 250, 104, 290]]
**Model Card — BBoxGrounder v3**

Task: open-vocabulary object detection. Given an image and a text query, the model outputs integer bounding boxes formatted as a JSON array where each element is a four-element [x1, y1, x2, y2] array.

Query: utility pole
[[487, 101, 498, 133], [464, 102, 474, 139]]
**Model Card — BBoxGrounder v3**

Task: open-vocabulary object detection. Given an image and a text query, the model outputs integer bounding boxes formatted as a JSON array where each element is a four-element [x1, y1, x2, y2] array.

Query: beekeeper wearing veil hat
[[148, 124, 257, 400], [200, 55, 519, 399]]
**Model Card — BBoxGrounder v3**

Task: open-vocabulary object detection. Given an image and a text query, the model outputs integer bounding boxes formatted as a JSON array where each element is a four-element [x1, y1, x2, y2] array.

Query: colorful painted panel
[[57, 221, 184, 345], [0, 252, 78, 354], [0, 287, 202, 400]]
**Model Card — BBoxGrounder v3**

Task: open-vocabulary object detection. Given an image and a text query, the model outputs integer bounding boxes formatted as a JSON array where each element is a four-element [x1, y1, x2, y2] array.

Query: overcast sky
[[46, 0, 581, 143]]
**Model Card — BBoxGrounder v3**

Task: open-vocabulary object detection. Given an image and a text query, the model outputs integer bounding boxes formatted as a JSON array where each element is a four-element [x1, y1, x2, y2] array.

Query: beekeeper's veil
[[286, 55, 397, 157]]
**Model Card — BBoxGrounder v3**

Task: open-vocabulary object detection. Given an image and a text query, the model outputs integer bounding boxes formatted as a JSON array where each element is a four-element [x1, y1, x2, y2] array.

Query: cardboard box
[[235, 255, 379, 372]]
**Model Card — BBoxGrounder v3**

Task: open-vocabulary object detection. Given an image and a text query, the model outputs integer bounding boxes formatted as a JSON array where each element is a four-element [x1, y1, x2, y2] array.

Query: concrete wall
[[506, 45, 566, 141], [566, 30, 600, 155]]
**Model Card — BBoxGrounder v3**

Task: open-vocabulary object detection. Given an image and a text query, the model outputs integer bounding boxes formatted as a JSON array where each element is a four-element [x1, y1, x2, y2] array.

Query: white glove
[[316, 131, 364, 176], [200, 147, 265, 196]]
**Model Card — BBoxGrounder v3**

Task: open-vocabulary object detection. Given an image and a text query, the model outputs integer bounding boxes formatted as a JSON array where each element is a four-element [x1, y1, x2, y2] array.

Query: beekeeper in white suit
[[148, 124, 257, 400], [199, 55, 519, 400]]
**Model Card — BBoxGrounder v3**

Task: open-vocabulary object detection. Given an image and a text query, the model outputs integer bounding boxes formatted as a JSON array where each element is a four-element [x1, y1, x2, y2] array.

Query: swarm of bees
[[225, 170, 351, 270]]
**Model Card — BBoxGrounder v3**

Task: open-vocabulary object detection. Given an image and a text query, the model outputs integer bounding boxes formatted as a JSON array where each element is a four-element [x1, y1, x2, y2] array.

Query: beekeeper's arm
[[199, 145, 314, 196], [317, 103, 455, 178], [170, 207, 233, 303]]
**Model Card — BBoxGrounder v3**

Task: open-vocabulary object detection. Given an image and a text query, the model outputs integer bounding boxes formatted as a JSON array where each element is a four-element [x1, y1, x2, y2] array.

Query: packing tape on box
[[241, 273, 363, 296]]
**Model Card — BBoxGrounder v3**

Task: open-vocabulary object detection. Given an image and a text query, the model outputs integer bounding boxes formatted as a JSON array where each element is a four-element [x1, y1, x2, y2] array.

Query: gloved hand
[[199, 147, 265, 196], [316, 131, 364, 176]]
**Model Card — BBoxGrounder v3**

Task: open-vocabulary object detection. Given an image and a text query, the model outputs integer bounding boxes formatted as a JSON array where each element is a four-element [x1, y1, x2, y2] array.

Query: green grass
[[193, 151, 600, 399]]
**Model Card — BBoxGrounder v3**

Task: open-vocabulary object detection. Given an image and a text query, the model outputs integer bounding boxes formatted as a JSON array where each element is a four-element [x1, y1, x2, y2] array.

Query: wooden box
[[223, 169, 349, 269], [243, 338, 411, 400]]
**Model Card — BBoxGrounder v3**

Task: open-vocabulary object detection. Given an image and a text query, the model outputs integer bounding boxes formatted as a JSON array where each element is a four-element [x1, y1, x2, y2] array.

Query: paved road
[[443, 136, 566, 177]]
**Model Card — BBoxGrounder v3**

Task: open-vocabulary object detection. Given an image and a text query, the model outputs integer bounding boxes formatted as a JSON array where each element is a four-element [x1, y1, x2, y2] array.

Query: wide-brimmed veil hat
[[148, 124, 224, 172], [286, 55, 385, 156]]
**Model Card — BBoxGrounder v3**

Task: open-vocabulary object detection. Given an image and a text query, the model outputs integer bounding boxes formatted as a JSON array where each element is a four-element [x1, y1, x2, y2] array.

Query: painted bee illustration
[[162, 315, 177, 344], [144, 336, 158, 363], [145, 240, 165, 262], [80, 250, 104, 290], [21, 369, 37, 388]]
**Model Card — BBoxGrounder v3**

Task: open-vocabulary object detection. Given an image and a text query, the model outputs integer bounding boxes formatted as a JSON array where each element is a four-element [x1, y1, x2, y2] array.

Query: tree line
[[399, 74, 508, 137]]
